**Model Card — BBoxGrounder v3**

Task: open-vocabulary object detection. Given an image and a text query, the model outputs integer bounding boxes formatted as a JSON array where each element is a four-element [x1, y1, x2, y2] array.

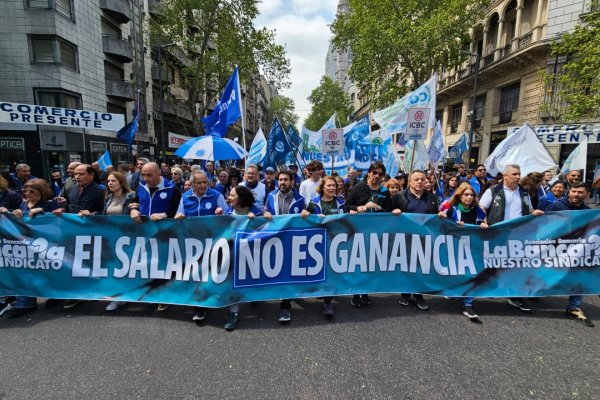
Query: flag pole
[[235, 65, 247, 165]]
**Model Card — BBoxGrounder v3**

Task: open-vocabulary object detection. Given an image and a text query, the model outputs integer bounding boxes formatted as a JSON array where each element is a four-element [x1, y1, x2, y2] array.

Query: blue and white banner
[[96, 150, 113, 170], [2, 211, 599, 307], [427, 120, 444, 167], [372, 75, 437, 138], [0, 101, 125, 131], [247, 128, 267, 166]]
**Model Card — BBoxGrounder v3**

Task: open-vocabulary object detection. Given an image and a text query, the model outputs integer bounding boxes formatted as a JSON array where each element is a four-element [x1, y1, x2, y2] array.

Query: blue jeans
[[15, 296, 37, 309], [567, 295, 583, 310], [463, 297, 474, 307]]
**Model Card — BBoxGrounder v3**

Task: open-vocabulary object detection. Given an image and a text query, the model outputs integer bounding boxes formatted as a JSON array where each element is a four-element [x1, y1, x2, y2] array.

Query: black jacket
[[343, 180, 392, 212]]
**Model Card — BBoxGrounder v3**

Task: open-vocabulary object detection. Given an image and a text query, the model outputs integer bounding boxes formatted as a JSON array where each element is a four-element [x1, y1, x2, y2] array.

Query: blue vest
[[138, 178, 176, 216], [181, 188, 223, 216]]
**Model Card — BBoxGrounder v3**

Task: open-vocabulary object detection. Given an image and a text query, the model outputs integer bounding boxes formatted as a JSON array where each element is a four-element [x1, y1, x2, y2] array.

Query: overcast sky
[[255, 0, 338, 127]]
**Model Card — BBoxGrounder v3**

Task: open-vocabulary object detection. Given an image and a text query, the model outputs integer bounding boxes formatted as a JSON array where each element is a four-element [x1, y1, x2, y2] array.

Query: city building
[[0, 0, 159, 178], [436, 0, 599, 176]]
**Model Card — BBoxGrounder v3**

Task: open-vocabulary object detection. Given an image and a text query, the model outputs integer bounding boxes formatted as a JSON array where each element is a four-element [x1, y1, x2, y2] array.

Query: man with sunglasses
[[468, 164, 490, 197], [344, 161, 392, 307]]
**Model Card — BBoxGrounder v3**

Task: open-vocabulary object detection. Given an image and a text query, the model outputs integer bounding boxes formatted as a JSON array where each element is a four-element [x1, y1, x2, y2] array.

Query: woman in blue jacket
[[438, 182, 488, 322]]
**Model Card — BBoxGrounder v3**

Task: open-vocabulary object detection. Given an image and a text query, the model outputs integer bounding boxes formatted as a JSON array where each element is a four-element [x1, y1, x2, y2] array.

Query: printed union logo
[[195, 149, 206, 157], [328, 131, 337, 140], [160, 192, 167, 199], [415, 111, 424, 121], [205, 202, 212, 209], [275, 141, 284, 152]]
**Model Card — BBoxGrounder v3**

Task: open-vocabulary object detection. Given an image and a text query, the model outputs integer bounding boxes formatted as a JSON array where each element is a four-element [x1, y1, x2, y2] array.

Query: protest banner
[[1, 211, 599, 307]]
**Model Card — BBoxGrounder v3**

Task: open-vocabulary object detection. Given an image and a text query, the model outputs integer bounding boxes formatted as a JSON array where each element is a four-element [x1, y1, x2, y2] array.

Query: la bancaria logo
[[0, 238, 65, 270]]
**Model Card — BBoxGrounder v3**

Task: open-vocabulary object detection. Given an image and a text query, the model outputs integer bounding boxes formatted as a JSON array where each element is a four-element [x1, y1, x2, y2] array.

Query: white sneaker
[[105, 301, 126, 312], [0, 302, 14, 316]]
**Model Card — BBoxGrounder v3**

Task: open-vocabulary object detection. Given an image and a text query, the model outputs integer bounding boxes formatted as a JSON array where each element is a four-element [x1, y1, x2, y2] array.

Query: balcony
[[102, 35, 133, 63], [517, 31, 533, 50], [483, 54, 495, 66], [499, 43, 513, 60], [106, 79, 135, 101], [151, 65, 173, 83], [99, 0, 132, 23]]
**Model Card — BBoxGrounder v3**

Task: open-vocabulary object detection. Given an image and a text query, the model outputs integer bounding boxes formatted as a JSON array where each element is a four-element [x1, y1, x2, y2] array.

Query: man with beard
[[546, 182, 594, 327], [264, 170, 306, 323]]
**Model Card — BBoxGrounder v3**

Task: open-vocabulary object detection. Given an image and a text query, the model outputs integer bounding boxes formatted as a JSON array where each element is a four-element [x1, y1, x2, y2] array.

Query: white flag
[[560, 138, 588, 177], [247, 128, 267, 166], [404, 140, 429, 172], [373, 75, 437, 137], [485, 123, 556, 177]]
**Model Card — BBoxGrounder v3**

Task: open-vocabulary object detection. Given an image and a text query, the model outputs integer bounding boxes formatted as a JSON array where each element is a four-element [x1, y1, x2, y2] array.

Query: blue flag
[[264, 118, 291, 169], [427, 120, 444, 167], [201, 67, 242, 138], [448, 133, 469, 161], [96, 151, 112, 171], [286, 125, 302, 149], [116, 100, 139, 146]]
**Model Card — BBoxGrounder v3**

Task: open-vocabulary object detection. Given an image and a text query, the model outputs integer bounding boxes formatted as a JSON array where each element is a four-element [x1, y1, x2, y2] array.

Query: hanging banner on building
[[1, 211, 599, 307], [0, 101, 125, 131], [508, 124, 600, 144], [168, 132, 193, 149]]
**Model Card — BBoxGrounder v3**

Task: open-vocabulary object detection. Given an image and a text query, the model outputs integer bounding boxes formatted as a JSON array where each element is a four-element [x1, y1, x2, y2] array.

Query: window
[[104, 61, 125, 81], [101, 18, 121, 39], [499, 82, 520, 113], [27, 0, 73, 19], [473, 94, 486, 120], [450, 103, 462, 133], [31, 35, 78, 70], [35, 89, 81, 109], [55, 0, 72, 19]]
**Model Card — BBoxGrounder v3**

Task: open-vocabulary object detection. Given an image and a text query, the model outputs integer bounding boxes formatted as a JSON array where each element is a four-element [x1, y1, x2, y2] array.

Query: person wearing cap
[[288, 164, 301, 189], [261, 167, 278, 198]]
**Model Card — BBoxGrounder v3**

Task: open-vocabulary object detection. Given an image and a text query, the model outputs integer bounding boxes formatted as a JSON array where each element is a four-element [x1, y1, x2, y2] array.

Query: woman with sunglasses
[[170, 167, 185, 193], [8, 179, 60, 318], [438, 182, 488, 322]]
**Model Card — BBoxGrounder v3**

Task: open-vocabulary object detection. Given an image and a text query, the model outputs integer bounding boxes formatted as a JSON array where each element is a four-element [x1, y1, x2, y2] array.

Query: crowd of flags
[[108, 66, 588, 179]]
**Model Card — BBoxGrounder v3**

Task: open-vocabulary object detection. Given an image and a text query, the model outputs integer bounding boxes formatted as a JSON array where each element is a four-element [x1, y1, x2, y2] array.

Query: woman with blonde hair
[[438, 182, 488, 322]]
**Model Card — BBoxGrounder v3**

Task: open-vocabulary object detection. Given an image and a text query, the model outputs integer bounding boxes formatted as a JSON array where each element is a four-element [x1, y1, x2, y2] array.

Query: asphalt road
[[1, 294, 599, 400]]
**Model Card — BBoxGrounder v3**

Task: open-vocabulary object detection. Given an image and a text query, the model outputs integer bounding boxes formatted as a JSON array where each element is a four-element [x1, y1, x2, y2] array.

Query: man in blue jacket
[[174, 170, 226, 323], [264, 170, 306, 323], [546, 182, 594, 327], [130, 162, 182, 312]]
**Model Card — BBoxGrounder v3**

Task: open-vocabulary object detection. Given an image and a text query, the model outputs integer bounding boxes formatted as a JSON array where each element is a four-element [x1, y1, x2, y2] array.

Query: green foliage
[[304, 76, 353, 131], [543, 12, 600, 122], [331, 0, 487, 109], [267, 95, 298, 129], [149, 0, 291, 135]]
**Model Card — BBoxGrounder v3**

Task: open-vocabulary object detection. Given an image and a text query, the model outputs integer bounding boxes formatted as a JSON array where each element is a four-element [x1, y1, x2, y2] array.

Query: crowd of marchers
[[0, 158, 598, 330]]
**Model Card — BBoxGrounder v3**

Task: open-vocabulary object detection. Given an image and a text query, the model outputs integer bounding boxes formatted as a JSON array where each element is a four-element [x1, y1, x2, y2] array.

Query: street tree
[[543, 10, 600, 122], [331, 0, 488, 108], [149, 0, 291, 135], [304, 76, 352, 131], [267, 95, 298, 129]]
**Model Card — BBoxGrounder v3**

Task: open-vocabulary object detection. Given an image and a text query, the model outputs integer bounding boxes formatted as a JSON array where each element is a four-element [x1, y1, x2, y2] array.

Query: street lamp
[[157, 42, 176, 163], [459, 49, 481, 170]]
